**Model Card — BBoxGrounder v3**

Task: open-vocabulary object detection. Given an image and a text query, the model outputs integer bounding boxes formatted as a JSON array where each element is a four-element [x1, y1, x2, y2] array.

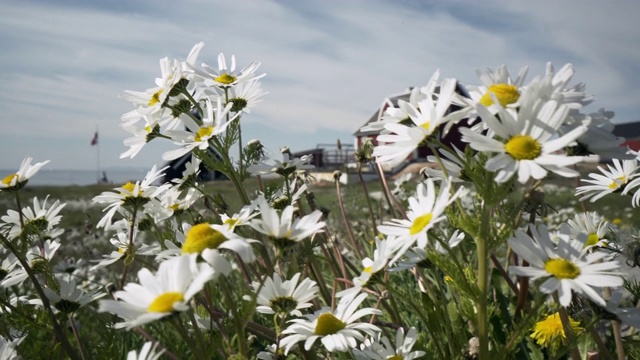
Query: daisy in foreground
[[249, 272, 319, 318], [460, 98, 587, 184], [127, 342, 165, 360], [377, 177, 464, 264], [508, 224, 622, 307], [98, 254, 213, 329], [530, 312, 582, 349], [279, 292, 382, 354]]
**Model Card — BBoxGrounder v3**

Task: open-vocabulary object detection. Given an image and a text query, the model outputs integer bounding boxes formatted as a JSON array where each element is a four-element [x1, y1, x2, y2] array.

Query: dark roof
[[613, 121, 640, 139]]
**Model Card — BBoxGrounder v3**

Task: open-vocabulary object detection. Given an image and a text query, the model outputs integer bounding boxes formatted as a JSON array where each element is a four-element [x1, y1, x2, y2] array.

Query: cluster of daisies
[[2, 41, 640, 358]]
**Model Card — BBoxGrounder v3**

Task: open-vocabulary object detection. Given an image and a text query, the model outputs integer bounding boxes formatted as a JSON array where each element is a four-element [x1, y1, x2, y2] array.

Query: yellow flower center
[[585, 233, 600, 247], [420, 121, 432, 134], [1, 173, 17, 185], [148, 291, 185, 313], [479, 83, 520, 107], [314, 313, 346, 336], [122, 182, 137, 193], [149, 90, 163, 106], [544, 258, 581, 279], [409, 213, 433, 235], [182, 223, 227, 254], [363, 266, 373, 274], [388, 356, 404, 360], [505, 135, 541, 160], [214, 73, 237, 85], [224, 218, 239, 228], [612, 218, 623, 225], [530, 312, 582, 348], [194, 126, 213, 142], [169, 204, 180, 211]]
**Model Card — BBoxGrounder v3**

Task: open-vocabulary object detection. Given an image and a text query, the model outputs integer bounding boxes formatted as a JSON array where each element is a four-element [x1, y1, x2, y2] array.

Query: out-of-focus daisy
[[423, 146, 467, 183], [162, 98, 238, 161], [1, 240, 61, 288], [36, 278, 105, 314], [460, 99, 587, 184], [604, 290, 640, 329], [156, 187, 200, 221], [338, 238, 394, 300], [127, 342, 165, 360], [0, 335, 23, 360], [249, 196, 325, 249], [353, 327, 426, 360], [220, 202, 258, 231], [280, 292, 381, 354], [576, 158, 639, 202], [248, 152, 315, 177], [98, 254, 214, 329], [92, 165, 169, 230], [1, 196, 65, 240], [565, 212, 611, 249], [249, 272, 319, 318], [0, 157, 49, 191], [90, 221, 159, 271], [195, 52, 264, 88], [360, 72, 435, 133], [508, 224, 622, 306], [378, 178, 463, 264], [373, 76, 459, 167], [530, 312, 582, 349]]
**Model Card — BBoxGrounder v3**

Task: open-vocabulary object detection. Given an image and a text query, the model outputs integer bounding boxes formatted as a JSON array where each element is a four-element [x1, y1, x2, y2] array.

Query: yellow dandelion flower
[[530, 312, 582, 348]]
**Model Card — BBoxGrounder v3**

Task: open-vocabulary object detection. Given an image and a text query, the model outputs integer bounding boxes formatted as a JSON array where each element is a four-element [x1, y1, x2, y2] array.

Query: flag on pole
[[90, 131, 99, 146]]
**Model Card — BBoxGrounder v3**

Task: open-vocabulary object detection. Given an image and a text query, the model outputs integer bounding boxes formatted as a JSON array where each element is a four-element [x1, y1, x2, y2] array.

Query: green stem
[[553, 294, 581, 360], [68, 314, 87, 360], [220, 277, 247, 355], [476, 203, 490, 360], [357, 164, 378, 239]]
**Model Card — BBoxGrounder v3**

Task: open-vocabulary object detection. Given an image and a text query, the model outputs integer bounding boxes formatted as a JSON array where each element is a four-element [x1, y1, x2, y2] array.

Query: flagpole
[[96, 126, 100, 184]]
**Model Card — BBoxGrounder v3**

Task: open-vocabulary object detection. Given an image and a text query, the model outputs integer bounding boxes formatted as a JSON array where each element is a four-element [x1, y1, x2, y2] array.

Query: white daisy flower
[[156, 222, 255, 264], [121, 42, 203, 117], [373, 76, 459, 168], [248, 152, 315, 177], [566, 212, 611, 250], [218, 77, 267, 114], [0, 157, 50, 191], [508, 224, 623, 306], [98, 254, 214, 329], [90, 221, 159, 271], [1, 240, 61, 288], [377, 178, 464, 264], [339, 237, 394, 297], [155, 187, 200, 221], [92, 165, 169, 230], [249, 196, 325, 248], [37, 278, 106, 314], [0, 335, 23, 360], [127, 342, 165, 360], [453, 64, 528, 118], [162, 97, 239, 161], [280, 292, 382, 354], [220, 201, 259, 231], [576, 158, 639, 202], [460, 99, 587, 184], [195, 52, 264, 88], [423, 146, 467, 183], [353, 327, 426, 360], [1, 195, 65, 240], [249, 272, 319, 318]]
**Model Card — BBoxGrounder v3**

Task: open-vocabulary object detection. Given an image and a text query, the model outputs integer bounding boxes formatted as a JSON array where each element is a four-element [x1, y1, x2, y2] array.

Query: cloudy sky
[[1, 0, 639, 171]]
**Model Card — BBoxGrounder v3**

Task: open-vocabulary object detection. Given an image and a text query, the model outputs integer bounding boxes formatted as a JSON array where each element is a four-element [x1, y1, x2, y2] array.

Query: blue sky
[[1, 0, 639, 170]]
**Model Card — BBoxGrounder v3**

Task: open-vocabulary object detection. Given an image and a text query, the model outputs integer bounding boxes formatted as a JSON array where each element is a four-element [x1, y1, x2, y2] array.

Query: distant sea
[[0, 168, 150, 187]]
